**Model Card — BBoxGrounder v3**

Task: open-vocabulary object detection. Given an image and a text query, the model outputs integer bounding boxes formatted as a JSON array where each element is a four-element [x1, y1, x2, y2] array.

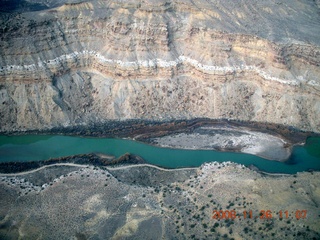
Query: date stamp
[[212, 210, 307, 220]]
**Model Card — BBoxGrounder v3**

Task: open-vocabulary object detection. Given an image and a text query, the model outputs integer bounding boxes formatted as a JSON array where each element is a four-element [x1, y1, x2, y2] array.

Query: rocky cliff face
[[0, 0, 319, 132]]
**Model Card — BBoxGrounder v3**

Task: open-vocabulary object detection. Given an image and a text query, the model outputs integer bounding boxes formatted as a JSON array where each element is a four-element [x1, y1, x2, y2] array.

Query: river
[[0, 135, 319, 174]]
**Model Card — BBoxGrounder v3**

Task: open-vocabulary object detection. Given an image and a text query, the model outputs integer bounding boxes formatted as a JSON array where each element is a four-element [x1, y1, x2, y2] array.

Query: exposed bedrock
[[0, 0, 319, 132]]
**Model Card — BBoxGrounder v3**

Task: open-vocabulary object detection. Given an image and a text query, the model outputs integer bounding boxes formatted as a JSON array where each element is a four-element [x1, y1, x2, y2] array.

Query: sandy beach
[[147, 126, 291, 161]]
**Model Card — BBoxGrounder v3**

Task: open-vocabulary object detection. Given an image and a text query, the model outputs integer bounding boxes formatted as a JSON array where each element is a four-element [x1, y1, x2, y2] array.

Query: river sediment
[[146, 125, 291, 161], [1, 119, 319, 174]]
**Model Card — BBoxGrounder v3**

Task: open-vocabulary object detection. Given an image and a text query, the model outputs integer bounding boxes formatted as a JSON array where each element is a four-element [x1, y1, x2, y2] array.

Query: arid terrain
[[0, 163, 319, 239], [0, 0, 320, 239], [0, 0, 320, 133]]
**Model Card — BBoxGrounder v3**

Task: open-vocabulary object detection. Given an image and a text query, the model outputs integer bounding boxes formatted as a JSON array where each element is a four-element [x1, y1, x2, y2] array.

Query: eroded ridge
[[0, 0, 320, 132], [0, 162, 319, 239]]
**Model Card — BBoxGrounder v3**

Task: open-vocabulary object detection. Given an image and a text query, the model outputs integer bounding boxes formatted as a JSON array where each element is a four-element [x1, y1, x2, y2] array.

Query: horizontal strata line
[[0, 50, 312, 86]]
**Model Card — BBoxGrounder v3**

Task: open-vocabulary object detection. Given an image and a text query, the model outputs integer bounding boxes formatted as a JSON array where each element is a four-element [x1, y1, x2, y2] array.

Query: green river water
[[0, 135, 319, 174]]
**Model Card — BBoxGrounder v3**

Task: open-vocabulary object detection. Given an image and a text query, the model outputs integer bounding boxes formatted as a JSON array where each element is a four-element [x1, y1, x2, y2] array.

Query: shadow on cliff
[[0, 0, 49, 12], [0, 0, 84, 13]]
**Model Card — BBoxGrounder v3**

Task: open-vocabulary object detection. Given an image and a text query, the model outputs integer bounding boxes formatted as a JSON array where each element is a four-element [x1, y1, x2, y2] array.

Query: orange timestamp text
[[212, 210, 307, 220]]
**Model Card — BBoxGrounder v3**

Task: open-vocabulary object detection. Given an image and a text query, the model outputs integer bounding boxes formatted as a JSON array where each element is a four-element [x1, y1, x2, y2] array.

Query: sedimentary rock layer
[[0, 0, 319, 132]]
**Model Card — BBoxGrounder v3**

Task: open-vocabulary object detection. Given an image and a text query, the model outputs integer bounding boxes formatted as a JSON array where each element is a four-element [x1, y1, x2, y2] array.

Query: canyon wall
[[0, 0, 319, 132]]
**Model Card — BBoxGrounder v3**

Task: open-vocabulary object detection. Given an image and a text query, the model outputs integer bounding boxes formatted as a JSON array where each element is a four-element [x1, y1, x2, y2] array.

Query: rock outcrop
[[0, 0, 319, 132]]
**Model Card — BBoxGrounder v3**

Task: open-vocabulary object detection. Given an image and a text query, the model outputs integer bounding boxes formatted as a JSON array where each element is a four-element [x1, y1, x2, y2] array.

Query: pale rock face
[[0, 0, 319, 132]]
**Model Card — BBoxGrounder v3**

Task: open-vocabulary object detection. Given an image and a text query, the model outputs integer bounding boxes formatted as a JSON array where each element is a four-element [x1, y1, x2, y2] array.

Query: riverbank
[[0, 153, 145, 174], [1, 118, 317, 162], [1, 118, 315, 144], [1, 118, 320, 173]]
